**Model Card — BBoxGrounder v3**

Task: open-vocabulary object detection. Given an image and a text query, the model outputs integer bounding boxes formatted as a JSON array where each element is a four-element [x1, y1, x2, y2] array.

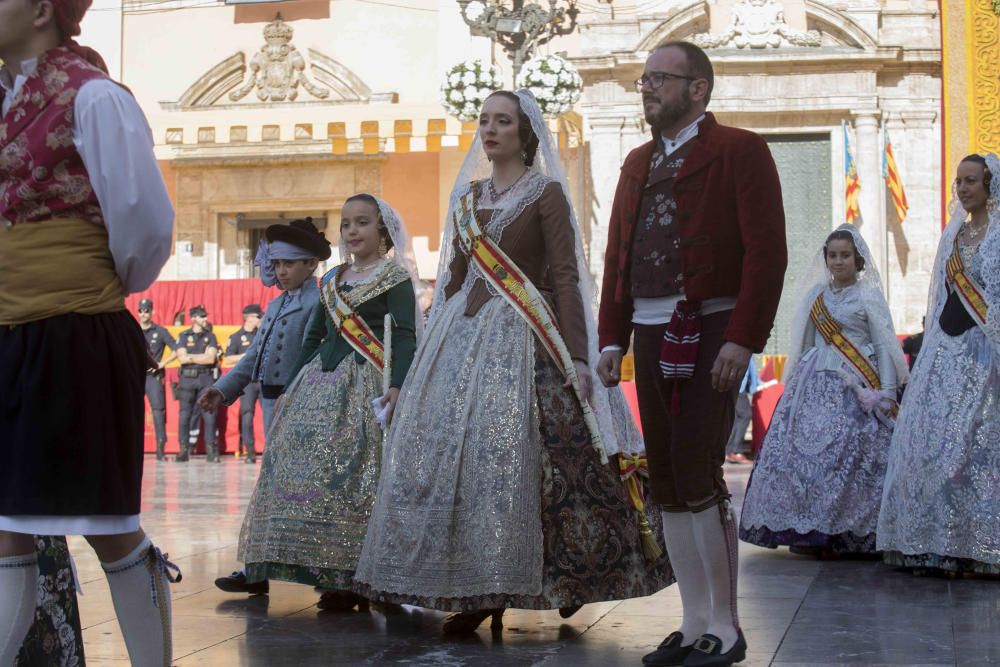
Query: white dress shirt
[[1, 58, 174, 294], [602, 114, 734, 354]]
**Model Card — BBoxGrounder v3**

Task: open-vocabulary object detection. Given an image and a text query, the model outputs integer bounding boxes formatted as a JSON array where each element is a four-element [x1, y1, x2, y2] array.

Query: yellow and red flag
[[843, 121, 861, 224], [883, 127, 909, 224]]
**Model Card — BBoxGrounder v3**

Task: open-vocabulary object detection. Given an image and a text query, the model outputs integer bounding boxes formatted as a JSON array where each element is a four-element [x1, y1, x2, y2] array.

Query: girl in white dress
[[740, 224, 907, 556]]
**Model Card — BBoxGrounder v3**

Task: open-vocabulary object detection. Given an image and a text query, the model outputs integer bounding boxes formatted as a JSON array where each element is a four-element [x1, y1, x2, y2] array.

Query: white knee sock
[[660, 511, 710, 645], [0, 552, 39, 666], [691, 502, 741, 652], [102, 537, 181, 667]]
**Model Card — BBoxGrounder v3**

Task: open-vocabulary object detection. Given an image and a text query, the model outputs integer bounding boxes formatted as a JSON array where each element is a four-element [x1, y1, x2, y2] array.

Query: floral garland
[[440, 59, 503, 122], [515, 55, 583, 118]]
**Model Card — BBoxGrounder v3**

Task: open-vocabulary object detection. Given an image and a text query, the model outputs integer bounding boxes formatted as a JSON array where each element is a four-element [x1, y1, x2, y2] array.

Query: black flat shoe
[[642, 631, 693, 666], [559, 604, 583, 619], [214, 571, 269, 595], [442, 609, 504, 635], [683, 631, 747, 667], [317, 590, 370, 612]]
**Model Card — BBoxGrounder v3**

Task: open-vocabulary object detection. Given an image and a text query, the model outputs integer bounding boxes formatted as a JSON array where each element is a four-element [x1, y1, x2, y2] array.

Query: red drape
[[125, 278, 287, 325], [144, 367, 267, 455]]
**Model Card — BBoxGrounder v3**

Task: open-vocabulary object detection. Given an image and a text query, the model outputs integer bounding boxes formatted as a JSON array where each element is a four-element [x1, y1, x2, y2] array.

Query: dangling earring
[[520, 149, 528, 164], [378, 235, 388, 256]]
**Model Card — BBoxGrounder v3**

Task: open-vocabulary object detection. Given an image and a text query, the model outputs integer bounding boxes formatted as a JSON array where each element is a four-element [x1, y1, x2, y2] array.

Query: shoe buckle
[[693, 637, 719, 654]]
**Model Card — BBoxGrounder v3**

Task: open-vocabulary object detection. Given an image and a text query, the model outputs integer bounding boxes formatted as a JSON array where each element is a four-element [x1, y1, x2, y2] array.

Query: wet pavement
[[70, 457, 1000, 666]]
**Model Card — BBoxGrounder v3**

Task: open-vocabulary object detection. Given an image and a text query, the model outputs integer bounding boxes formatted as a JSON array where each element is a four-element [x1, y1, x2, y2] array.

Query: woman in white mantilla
[[878, 153, 1000, 576], [740, 225, 907, 556], [237, 194, 421, 609], [354, 90, 672, 633]]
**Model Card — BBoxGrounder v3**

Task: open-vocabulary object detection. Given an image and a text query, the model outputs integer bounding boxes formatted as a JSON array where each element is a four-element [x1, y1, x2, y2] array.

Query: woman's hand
[[380, 387, 401, 427], [565, 359, 594, 404]]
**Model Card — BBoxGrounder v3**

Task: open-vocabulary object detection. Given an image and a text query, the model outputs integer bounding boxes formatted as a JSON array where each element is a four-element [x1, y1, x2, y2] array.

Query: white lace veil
[[783, 223, 909, 385], [340, 194, 424, 339], [925, 152, 1000, 349], [432, 89, 643, 456]]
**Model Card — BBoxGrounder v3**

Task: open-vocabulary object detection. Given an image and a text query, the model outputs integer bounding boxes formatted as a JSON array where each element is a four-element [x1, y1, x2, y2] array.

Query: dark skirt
[[0, 311, 147, 516]]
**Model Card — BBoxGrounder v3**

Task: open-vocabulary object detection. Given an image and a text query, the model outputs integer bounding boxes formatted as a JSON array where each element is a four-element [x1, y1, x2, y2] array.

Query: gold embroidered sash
[[454, 186, 607, 463], [809, 293, 881, 390], [320, 272, 384, 372], [946, 237, 989, 328]]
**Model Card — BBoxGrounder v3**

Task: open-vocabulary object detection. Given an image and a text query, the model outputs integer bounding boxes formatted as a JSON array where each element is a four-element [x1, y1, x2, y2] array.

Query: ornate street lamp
[[456, 0, 580, 81]]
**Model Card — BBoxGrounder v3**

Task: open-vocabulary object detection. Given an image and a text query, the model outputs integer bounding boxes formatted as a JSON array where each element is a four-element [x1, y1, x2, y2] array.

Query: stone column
[[583, 95, 645, 286], [854, 113, 887, 282]]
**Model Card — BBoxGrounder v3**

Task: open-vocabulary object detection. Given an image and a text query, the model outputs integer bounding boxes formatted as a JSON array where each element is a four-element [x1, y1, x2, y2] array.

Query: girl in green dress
[[237, 194, 421, 610]]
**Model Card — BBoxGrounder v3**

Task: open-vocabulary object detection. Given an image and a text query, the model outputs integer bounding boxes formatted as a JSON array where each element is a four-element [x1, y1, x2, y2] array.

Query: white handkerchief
[[372, 396, 391, 429]]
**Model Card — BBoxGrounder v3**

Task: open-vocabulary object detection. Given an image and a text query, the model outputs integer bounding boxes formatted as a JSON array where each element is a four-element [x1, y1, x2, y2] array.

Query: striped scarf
[[659, 299, 701, 414]]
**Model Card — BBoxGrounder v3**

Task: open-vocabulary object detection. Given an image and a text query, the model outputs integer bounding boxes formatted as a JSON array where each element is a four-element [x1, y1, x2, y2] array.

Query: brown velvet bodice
[[443, 180, 588, 361]]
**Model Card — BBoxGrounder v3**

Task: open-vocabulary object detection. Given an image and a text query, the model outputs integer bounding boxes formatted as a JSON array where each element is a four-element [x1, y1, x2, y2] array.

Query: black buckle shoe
[[642, 632, 693, 666], [683, 631, 747, 667], [214, 571, 269, 595]]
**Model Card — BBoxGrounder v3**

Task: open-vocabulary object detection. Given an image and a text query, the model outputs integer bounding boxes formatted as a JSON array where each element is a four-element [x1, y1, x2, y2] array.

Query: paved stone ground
[[70, 457, 1000, 666]]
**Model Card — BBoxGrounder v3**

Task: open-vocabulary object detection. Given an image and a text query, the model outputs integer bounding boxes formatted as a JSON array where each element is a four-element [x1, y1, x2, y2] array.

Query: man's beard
[[644, 89, 692, 132]]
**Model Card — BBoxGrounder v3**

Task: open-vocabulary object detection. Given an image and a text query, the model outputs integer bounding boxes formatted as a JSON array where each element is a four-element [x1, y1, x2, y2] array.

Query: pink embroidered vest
[[0, 48, 124, 325], [0, 47, 105, 227]]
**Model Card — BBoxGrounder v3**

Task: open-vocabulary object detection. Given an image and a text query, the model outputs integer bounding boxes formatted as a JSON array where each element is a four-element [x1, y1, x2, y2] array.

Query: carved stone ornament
[[229, 15, 330, 102], [692, 0, 821, 49]]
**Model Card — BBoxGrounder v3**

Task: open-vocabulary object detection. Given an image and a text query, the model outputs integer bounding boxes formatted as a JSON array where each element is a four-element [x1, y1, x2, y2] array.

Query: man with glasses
[[596, 41, 786, 667], [138, 299, 177, 461]]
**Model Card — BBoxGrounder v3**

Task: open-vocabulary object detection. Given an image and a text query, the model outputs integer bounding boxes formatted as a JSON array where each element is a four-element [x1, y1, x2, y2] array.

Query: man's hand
[[197, 387, 224, 412], [565, 360, 594, 403], [596, 349, 624, 388], [710, 342, 752, 392]]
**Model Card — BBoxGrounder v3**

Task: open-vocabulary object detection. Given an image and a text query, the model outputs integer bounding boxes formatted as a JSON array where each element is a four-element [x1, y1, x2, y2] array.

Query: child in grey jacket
[[198, 217, 331, 434]]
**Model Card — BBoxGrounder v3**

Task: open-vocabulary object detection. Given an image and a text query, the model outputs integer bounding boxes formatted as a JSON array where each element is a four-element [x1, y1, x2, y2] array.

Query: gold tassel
[[638, 513, 664, 561]]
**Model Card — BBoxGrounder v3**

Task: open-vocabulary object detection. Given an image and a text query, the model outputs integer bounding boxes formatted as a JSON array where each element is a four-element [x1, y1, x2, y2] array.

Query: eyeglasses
[[635, 71, 696, 92], [138, 309, 151, 314]]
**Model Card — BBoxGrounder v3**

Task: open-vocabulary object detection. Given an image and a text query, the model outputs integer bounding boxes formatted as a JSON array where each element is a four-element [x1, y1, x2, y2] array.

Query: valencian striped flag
[[883, 126, 909, 224], [843, 121, 861, 224]]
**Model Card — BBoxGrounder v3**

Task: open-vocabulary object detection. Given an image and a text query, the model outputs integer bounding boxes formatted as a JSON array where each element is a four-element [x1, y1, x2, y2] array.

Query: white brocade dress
[[740, 284, 897, 553], [877, 242, 1000, 575], [353, 177, 673, 610]]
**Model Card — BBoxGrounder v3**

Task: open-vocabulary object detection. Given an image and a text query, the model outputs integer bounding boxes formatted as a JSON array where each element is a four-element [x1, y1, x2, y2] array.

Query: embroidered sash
[[454, 187, 607, 463], [320, 272, 384, 372], [946, 237, 989, 328], [809, 294, 881, 390]]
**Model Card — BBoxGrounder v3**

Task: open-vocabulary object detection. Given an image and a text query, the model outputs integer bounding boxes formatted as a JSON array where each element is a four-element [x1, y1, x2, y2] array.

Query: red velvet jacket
[[598, 113, 787, 353]]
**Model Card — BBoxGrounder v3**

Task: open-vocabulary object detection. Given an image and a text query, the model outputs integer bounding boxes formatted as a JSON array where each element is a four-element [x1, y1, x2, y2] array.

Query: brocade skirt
[[239, 354, 383, 589], [354, 293, 673, 610]]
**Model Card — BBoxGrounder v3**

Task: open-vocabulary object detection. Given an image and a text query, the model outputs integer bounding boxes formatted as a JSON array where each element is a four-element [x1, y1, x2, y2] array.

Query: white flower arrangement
[[440, 59, 503, 122], [515, 54, 583, 117]]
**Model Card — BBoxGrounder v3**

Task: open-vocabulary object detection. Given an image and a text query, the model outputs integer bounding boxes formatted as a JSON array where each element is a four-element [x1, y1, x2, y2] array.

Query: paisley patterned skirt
[[739, 358, 892, 554], [16, 537, 85, 667], [239, 354, 383, 590], [354, 294, 673, 610], [877, 326, 1000, 574]]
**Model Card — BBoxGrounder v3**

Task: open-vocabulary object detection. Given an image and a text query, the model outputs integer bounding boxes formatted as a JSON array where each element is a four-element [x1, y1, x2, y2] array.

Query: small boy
[[198, 218, 330, 437]]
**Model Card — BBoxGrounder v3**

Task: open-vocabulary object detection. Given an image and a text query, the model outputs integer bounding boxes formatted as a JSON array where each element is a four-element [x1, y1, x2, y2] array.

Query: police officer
[[138, 299, 178, 461], [226, 304, 263, 463], [175, 305, 220, 462]]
